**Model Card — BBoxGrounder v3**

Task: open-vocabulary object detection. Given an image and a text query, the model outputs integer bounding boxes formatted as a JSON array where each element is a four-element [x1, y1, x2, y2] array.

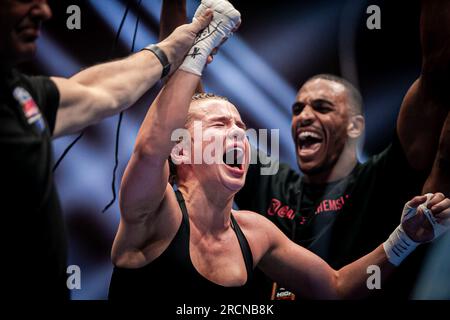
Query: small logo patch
[[12, 86, 45, 132]]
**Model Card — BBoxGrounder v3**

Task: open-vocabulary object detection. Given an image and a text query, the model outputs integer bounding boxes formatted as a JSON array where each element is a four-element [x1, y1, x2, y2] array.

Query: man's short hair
[[305, 74, 363, 115]]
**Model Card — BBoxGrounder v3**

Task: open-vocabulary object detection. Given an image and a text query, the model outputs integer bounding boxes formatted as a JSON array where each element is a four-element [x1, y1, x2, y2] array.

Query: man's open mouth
[[223, 146, 245, 171], [297, 131, 324, 158]]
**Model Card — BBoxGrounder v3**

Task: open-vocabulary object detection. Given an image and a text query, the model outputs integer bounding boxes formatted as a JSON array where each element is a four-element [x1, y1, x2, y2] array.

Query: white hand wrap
[[383, 195, 431, 266], [383, 224, 419, 267], [179, 0, 241, 76], [383, 193, 449, 266]]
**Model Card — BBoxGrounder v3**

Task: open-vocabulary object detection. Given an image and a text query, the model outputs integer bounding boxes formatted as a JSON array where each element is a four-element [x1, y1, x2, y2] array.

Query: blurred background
[[18, 0, 448, 299]]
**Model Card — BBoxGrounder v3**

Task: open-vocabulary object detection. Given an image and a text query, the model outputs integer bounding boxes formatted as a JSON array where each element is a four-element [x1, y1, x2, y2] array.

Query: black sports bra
[[109, 189, 255, 302]]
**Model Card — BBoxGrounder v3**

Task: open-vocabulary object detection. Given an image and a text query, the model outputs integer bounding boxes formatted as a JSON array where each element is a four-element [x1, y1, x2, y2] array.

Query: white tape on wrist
[[180, 0, 241, 76], [383, 193, 436, 266], [383, 225, 419, 266]]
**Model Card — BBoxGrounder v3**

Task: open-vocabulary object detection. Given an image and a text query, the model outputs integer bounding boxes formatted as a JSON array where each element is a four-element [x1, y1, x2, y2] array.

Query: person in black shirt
[[0, 0, 213, 299], [235, 1, 450, 299]]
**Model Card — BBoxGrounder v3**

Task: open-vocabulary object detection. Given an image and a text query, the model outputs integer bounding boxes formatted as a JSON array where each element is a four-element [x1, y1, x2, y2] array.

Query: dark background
[[18, 0, 438, 299]]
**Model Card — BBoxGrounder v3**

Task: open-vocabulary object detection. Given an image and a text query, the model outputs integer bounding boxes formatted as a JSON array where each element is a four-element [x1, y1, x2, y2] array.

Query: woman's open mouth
[[223, 146, 245, 174]]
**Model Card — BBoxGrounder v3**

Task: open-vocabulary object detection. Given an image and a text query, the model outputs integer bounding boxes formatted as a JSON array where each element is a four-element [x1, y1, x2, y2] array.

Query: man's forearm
[[159, 0, 204, 93], [396, 0, 450, 170], [70, 49, 166, 114], [160, 0, 187, 41], [423, 113, 450, 197], [419, 1, 450, 195], [52, 48, 173, 137]]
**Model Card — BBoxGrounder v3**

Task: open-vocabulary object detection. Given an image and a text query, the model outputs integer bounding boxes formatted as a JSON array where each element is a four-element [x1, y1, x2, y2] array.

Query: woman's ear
[[347, 115, 365, 139], [170, 142, 190, 165]]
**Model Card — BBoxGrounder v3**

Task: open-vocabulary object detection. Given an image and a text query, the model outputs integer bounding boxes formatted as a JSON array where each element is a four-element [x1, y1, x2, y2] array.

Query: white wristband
[[383, 225, 419, 266]]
